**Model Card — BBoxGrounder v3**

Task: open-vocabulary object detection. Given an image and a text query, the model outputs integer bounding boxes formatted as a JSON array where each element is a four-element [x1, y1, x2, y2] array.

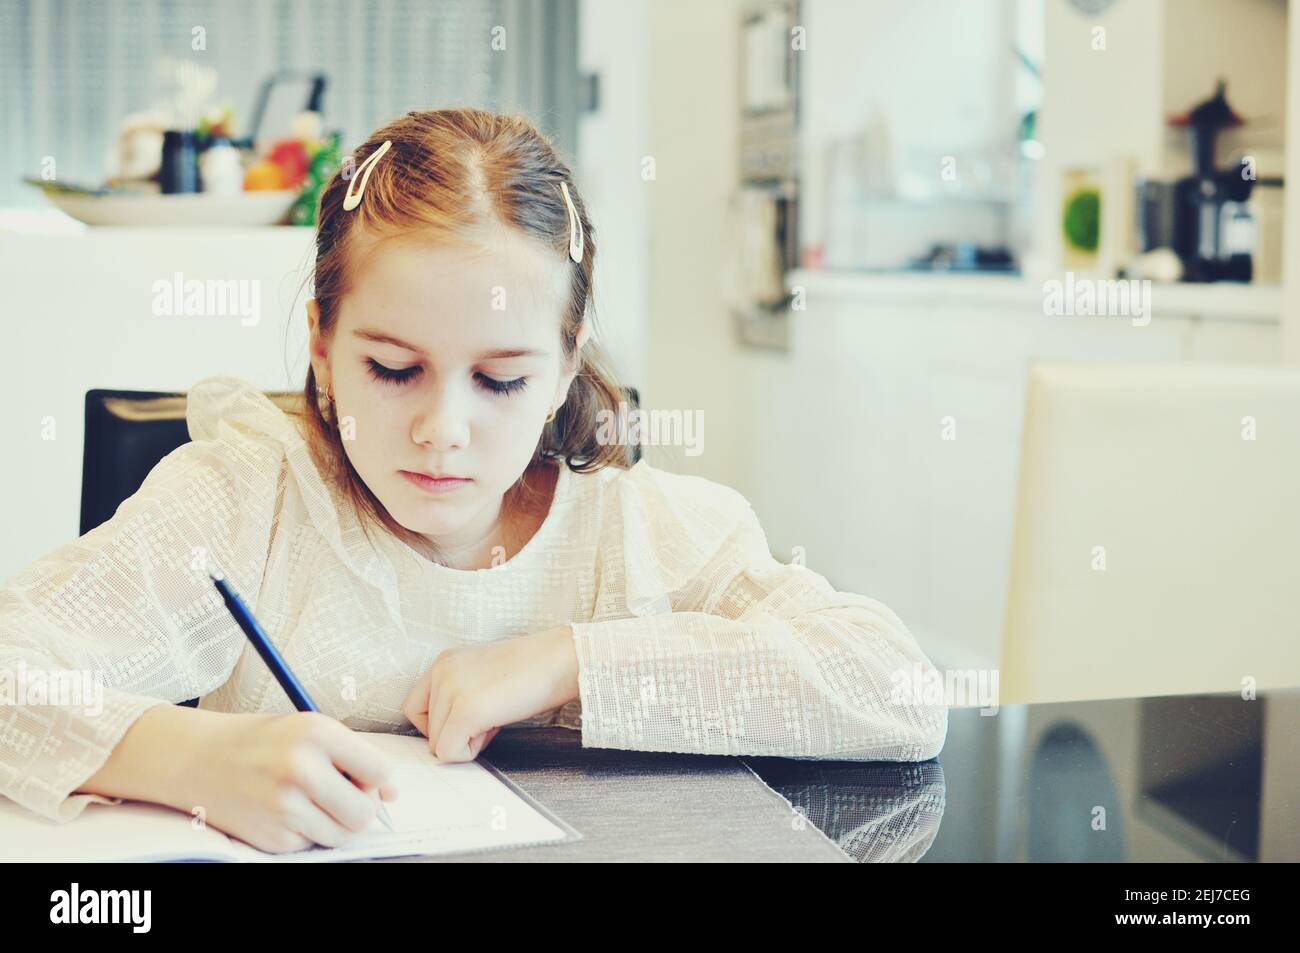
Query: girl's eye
[[366, 359, 421, 385], [476, 373, 528, 397], [366, 359, 527, 397]]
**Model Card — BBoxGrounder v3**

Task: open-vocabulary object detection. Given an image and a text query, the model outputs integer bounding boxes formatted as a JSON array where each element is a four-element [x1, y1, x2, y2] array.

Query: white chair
[[1000, 362, 1300, 705]]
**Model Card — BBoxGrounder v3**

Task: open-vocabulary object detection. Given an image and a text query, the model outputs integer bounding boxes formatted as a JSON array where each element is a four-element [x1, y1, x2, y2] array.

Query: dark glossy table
[[751, 690, 1300, 862], [412, 690, 1298, 862]]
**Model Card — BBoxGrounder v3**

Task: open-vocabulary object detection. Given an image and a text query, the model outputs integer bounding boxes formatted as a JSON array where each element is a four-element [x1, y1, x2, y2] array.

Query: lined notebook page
[[228, 732, 574, 862], [0, 732, 574, 862]]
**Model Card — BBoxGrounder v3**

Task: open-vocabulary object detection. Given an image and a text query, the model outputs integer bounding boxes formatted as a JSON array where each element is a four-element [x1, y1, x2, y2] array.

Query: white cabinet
[[741, 271, 1282, 672]]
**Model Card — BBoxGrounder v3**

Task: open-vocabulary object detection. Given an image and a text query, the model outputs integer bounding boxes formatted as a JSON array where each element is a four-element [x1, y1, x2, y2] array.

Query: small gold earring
[[545, 407, 557, 423]]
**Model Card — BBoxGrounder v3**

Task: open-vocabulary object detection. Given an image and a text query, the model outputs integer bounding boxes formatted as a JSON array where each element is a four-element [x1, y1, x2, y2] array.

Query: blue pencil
[[208, 569, 396, 833]]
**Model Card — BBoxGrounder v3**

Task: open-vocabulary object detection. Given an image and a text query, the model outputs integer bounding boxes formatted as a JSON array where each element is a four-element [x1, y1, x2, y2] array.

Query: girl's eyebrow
[[352, 329, 547, 359]]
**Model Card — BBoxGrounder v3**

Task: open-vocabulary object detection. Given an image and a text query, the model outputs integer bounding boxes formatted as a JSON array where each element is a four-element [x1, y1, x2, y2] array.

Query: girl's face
[[307, 227, 579, 554]]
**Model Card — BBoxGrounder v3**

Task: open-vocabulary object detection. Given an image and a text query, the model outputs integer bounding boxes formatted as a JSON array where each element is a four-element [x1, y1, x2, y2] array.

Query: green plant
[[1063, 187, 1100, 252], [290, 131, 342, 226]]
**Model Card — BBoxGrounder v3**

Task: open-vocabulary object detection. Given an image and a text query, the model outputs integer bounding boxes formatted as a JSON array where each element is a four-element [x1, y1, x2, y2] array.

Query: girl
[[0, 108, 947, 854]]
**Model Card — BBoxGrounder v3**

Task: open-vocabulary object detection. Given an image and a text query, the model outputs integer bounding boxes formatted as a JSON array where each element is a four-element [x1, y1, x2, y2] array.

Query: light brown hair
[[295, 108, 631, 561]]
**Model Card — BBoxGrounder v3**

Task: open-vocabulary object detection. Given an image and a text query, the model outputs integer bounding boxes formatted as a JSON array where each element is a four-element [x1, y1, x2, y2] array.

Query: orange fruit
[[243, 159, 285, 191]]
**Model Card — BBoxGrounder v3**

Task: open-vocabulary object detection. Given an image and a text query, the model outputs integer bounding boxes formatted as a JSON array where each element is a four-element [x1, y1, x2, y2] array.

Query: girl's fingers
[[348, 777, 400, 808], [400, 668, 434, 731], [437, 729, 474, 762], [303, 758, 386, 834], [281, 785, 357, 848], [320, 724, 396, 793], [407, 709, 430, 737], [469, 726, 502, 758], [426, 689, 454, 757], [437, 704, 486, 762]]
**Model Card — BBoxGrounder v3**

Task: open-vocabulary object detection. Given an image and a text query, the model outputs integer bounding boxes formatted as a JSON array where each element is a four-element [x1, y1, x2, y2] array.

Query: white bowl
[[44, 190, 300, 227]]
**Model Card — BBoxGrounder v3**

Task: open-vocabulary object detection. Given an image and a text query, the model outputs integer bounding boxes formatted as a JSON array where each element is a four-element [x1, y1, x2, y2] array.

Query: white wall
[[577, 0, 651, 391], [637, 0, 746, 485], [0, 227, 315, 583], [1287, 0, 1300, 363]]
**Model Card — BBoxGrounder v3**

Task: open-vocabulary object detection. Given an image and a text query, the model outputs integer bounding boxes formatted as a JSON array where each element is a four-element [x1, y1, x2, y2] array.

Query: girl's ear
[[553, 364, 580, 413], [306, 299, 329, 384], [552, 325, 588, 411]]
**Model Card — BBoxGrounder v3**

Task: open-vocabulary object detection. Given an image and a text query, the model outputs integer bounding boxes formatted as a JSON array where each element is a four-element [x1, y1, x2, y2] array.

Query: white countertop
[[0, 207, 315, 244], [787, 269, 1284, 323]]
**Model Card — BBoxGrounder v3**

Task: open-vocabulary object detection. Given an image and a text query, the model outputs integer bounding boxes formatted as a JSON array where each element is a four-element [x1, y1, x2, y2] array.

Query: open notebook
[[2, 732, 579, 862]]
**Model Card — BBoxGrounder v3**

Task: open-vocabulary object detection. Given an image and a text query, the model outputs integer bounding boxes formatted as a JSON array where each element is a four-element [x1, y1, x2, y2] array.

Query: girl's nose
[[411, 389, 470, 451]]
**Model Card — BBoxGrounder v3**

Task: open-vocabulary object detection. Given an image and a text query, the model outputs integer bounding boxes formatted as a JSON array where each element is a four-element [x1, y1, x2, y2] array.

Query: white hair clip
[[342, 140, 392, 211], [560, 181, 584, 263]]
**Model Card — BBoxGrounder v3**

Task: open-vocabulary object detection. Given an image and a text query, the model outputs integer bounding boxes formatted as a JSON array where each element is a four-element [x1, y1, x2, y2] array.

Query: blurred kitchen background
[[2, 0, 1297, 684]]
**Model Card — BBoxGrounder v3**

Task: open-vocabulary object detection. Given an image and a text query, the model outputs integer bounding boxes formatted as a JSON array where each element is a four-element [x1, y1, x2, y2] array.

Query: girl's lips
[[400, 470, 472, 494]]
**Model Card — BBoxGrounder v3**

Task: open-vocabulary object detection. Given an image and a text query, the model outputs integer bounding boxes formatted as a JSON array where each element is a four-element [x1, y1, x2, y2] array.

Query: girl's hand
[[400, 625, 580, 762], [176, 710, 400, 855]]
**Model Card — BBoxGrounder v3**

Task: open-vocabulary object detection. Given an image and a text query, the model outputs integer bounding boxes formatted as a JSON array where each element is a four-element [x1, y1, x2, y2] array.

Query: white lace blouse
[[0, 376, 948, 823]]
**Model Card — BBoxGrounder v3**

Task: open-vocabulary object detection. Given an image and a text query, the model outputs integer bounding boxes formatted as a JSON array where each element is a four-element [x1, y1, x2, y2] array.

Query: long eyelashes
[[364, 359, 529, 397], [366, 359, 420, 386], [477, 374, 529, 396]]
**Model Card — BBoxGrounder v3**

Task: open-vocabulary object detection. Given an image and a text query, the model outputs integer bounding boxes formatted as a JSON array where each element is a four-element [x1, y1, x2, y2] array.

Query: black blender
[[1169, 81, 1264, 283]]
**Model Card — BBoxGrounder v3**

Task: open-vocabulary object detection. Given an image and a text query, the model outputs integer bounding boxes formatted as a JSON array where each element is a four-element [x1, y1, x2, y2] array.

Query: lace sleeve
[[570, 495, 948, 761], [0, 429, 283, 822]]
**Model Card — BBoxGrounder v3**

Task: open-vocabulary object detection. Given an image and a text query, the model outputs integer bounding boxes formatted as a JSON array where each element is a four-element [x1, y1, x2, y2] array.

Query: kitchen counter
[[788, 268, 1284, 324]]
